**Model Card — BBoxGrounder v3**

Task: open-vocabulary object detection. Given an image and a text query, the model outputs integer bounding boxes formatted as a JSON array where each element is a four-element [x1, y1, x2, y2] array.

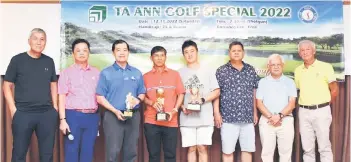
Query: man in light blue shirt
[[96, 40, 146, 162], [256, 54, 297, 162]]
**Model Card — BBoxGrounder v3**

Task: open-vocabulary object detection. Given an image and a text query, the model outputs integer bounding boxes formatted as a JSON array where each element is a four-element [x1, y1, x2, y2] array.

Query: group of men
[[3, 28, 338, 162]]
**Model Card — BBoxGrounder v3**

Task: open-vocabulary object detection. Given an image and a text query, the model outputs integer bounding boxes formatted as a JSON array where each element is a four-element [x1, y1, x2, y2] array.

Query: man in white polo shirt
[[256, 54, 297, 162]]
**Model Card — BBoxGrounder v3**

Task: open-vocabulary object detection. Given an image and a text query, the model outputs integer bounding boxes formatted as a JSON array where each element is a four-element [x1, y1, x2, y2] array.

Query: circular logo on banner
[[298, 5, 318, 23]]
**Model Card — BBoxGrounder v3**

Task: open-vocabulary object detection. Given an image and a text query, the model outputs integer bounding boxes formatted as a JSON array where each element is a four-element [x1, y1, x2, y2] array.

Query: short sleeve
[[288, 79, 298, 97], [209, 69, 220, 91], [252, 68, 259, 89], [50, 59, 58, 82], [4, 57, 18, 83], [175, 72, 185, 95], [256, 79, 264, 100], [215, 68, 223, 88], [58, 70, 69, 95], [325, 64, 336, 83], [137, 72, 146, 95], [294, 68, 300, 89], [96, 71, 108, 97]]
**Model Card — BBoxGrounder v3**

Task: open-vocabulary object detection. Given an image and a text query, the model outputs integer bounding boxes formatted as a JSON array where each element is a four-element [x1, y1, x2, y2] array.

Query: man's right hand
[[115, 110, 126, 121], [181, 105, 192, 115], [10, 107, 17, 119], [152, 102, 163, 112], [60, 120, 70, 135], [268, 115, 281, 126]]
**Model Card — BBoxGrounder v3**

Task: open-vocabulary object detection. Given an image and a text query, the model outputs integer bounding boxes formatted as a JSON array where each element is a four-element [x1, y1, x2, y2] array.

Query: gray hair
[[298, 40, 316, 51], [267, 53, 284, 65], [29, 28, 46, 38]]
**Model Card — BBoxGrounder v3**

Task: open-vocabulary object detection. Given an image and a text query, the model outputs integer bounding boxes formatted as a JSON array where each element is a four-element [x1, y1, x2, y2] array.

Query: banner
[[61, 1, 345, 80]]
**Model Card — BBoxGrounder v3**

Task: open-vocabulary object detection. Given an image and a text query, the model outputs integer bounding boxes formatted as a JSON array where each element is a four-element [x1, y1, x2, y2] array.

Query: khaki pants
[[259, 116, 295, 162], [299, 106, 333, 162]]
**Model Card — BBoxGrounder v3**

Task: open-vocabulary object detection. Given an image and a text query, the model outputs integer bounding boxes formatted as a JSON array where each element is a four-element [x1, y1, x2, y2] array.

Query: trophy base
[[123, 111, 133, 119], [187, 104, 201, 111], [156, 112, 167, 121]]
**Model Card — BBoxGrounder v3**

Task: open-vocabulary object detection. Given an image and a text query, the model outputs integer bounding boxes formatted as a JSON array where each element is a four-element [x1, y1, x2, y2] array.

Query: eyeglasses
[[269, 64, 282, 67]]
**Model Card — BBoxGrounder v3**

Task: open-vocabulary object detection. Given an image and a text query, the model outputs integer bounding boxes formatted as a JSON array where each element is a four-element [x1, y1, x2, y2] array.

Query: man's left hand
[[166, 109, 177, 121], [268, 115, 281, 126]]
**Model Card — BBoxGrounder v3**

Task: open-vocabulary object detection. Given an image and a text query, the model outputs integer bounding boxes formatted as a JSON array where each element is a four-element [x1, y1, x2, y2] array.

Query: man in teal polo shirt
[[256, 54, 297, 162], [96, 40, 146, 162]]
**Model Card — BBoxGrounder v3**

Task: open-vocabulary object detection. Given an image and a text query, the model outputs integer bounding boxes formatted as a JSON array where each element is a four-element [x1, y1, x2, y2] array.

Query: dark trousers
[[64, 110, 100, 162], [144, 123, 178, 162], [11, 108, 58, 162], [103, 110, 140, 162]]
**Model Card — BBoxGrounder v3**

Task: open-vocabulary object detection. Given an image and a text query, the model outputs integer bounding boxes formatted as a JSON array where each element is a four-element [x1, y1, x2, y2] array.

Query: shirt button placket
[[80, 70, 84, 85]]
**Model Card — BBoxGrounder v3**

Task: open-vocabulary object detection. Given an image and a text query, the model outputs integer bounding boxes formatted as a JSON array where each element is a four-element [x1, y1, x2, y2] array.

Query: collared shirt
[[256, 75, 297, 114], [216, 61, 259, 123], [96, 63, 146, 111], [58, 64, 100, 110], [294, 59, 336, 105], [143, 66, 185, 127]]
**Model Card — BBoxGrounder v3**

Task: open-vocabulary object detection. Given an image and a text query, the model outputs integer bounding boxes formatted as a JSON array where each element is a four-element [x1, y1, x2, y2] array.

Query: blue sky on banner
[[61, 1, 344, 38]]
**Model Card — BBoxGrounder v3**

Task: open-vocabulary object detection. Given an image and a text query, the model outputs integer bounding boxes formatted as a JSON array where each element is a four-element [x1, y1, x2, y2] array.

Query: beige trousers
[[259, 116, 295, 162], [299, 106, 333, 162]]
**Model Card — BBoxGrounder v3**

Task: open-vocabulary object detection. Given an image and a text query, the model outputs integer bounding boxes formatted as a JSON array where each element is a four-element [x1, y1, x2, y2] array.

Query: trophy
[[156, 88, 167, 121], [187, 86, 201, 111], [123, 92, 134, 119]]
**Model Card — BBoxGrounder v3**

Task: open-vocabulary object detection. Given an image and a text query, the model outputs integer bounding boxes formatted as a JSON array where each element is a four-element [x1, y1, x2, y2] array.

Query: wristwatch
[[278, 113, 285, 119]]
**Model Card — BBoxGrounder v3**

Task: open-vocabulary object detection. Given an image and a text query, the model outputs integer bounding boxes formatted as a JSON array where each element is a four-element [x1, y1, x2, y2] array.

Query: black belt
[[120, 109, 139, 113], [300, 102, 329, 110]]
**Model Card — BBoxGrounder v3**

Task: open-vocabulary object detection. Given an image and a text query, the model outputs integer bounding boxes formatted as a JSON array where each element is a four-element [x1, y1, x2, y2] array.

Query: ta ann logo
[[298, 5, 318, 23], [89, 5, 108, 23]]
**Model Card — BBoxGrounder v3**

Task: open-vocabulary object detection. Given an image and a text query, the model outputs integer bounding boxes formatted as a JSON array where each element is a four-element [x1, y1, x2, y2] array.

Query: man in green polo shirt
[[294, 40, 339, 162]]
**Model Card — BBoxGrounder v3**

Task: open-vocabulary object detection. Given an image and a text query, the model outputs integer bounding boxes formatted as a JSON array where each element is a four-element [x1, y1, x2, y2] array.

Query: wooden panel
[[0, 78, 4, 162], [0, 0, 59, 3]]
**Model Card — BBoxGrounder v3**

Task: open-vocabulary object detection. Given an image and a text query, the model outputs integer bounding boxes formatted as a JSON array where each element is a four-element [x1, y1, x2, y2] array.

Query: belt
[[74, 109, 97, 113], [300, 102, 329, 110], [120, 109, 139, 113]]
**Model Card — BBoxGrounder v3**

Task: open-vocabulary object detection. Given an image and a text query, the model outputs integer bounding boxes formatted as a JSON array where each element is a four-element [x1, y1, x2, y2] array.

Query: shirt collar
[[267, 74, 285, 81], [226, 61, 248, 71], [303, 59, 319, 69], [151, 66, 169, 73], [113, 62, 132, 71], [73, 63, 91, 71]]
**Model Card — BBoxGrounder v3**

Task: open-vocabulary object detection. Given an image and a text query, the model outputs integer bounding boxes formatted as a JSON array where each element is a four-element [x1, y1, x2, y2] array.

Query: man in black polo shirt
[[3, 28, 58, 162]]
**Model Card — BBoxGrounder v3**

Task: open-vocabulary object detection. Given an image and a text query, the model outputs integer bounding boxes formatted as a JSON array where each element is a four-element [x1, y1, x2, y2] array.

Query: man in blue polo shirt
[[96, 40, 146, 162], [256, 54, 297, 162]]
